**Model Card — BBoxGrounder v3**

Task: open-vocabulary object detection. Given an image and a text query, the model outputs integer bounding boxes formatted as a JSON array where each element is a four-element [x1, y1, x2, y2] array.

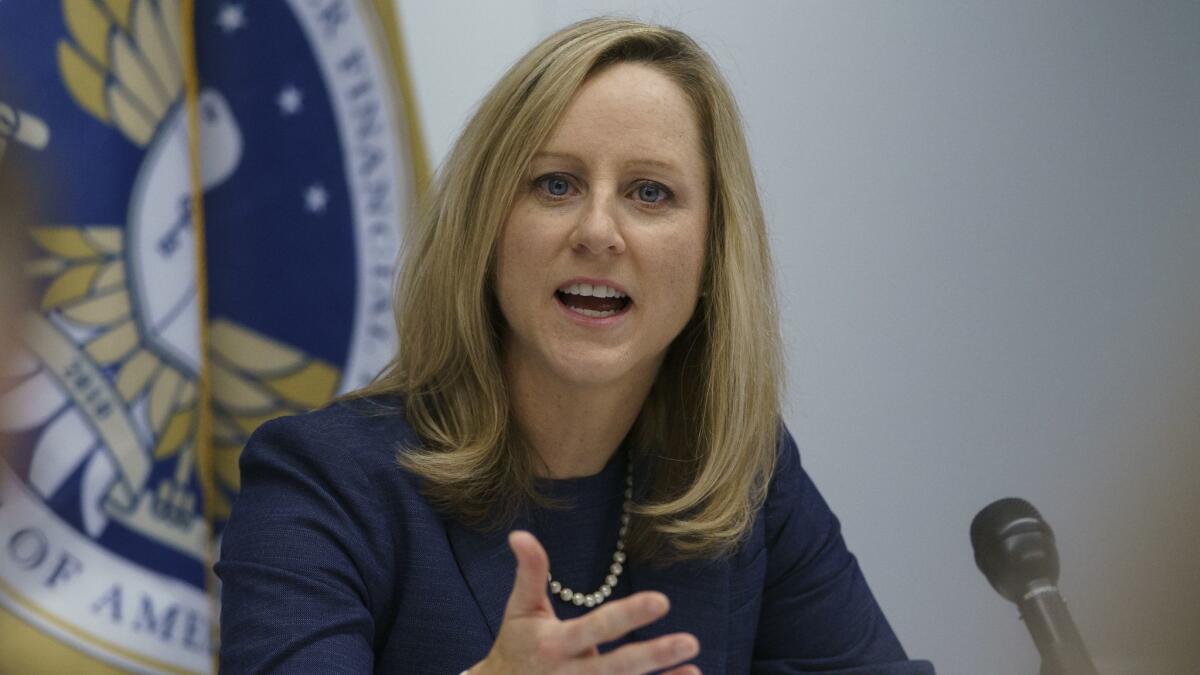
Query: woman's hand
[[470, 531, 701, 675]]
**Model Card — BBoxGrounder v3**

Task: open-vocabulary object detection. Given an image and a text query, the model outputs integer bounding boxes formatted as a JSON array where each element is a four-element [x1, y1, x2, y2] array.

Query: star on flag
[[304, 184, 329, 213], [216, 4, 246, 34], [277, 86, 304, 116]]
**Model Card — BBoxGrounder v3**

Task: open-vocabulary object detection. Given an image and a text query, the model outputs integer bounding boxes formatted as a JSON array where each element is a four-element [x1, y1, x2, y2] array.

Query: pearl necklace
[[546, 457, 633, 608]]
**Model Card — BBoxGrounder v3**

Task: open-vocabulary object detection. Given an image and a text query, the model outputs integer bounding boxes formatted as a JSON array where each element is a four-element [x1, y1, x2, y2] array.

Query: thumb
[[504, 530, 552, 618]]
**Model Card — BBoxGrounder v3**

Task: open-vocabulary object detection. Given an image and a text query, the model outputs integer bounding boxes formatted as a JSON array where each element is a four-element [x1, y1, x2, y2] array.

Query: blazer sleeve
[[751, 429, 935, 674], [215, 413, 399, 673]]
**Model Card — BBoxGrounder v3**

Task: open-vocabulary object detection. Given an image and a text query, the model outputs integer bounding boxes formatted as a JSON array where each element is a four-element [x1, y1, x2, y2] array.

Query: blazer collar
[[445, 517, 516, 639], [446, 516, 730, 673]]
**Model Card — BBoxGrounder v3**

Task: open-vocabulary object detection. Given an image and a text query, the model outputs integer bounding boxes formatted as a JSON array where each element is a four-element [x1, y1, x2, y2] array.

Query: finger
[[504, 530, 552, 617], [575, 633, 699, 675], [556, 591, 670, 654]]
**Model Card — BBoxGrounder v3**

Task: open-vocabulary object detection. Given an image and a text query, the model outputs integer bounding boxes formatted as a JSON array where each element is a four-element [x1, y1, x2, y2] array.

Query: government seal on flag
[[0, 1, 423, 672]]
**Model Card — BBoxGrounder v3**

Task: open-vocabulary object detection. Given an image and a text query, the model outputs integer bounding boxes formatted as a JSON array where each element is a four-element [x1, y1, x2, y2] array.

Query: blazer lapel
[[444, 518, 519, 640], [630, 555, 730, 674]]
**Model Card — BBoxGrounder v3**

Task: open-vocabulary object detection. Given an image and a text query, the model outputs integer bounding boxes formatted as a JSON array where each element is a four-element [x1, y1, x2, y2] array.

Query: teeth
[[559, 283, 627, 299], [574, 308, 618, 318]]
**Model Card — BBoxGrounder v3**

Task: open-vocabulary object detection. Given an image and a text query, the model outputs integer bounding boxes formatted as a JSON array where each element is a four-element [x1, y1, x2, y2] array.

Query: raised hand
[[469, 531, 701, 675]]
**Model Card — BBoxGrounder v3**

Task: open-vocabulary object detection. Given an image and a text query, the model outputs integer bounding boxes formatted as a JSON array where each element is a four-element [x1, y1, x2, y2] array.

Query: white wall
[[394, 2, 1200, 672]]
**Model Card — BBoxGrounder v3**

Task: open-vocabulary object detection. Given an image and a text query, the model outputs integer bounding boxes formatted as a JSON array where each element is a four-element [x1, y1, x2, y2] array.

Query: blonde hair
[[355, 17, 782, 562]]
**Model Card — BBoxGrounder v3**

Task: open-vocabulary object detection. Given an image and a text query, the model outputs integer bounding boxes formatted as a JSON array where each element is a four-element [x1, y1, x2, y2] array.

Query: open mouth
[[554, 282, 632, 319]]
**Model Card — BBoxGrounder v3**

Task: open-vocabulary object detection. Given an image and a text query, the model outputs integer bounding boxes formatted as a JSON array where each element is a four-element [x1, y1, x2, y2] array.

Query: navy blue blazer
[[217, 400, 934, 674]]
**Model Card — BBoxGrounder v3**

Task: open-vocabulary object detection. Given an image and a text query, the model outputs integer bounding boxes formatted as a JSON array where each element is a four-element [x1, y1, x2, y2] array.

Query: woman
[[218, 18, 934, 674]]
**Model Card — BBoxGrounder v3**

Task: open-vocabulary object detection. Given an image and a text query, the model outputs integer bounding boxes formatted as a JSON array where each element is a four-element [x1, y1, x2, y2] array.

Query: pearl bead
[[544, 450, 633, 610]]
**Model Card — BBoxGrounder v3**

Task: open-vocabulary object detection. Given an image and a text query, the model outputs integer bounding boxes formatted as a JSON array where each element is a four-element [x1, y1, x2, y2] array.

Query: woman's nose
[[568, 191, 626, 255]]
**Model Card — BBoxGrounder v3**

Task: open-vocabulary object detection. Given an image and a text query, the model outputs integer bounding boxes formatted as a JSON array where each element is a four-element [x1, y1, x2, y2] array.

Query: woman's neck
[[504, 352, 657, 479]]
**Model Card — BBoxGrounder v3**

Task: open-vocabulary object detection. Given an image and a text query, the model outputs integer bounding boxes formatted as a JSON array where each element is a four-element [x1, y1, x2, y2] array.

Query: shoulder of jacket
[[248, 395, 420, 469]]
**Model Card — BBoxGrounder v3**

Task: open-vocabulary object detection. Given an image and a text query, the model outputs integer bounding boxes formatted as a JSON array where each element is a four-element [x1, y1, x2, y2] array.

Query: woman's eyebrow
[[531, 151, 583, 166], [531, 152, 685, 176], [621, 157, 682, 174]]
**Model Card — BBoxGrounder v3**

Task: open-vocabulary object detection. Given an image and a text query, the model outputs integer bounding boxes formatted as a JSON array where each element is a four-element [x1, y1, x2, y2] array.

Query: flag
[[0, 1, 425, 671], [194, 0, 426, 542]]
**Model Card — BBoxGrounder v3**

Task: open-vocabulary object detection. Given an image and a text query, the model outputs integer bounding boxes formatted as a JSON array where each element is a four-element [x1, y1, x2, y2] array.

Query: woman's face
[[495, 62, 709, 392]]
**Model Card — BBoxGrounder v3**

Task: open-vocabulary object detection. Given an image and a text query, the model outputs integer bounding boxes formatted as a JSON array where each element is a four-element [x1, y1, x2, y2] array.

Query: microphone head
[[970, 497, 1060, 603]]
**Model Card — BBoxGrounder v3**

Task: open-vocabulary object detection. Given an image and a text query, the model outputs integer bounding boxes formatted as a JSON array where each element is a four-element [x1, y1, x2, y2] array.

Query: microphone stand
[[1020, 579, 1096, 675]]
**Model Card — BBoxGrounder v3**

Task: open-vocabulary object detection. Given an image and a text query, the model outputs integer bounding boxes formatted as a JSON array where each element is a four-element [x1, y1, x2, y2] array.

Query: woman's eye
[[536, 175, 573, 198], [634, 182, 671, 205]]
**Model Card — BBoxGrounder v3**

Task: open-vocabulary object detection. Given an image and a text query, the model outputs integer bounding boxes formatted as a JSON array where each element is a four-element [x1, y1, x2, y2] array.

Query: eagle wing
[[57, 0, 184, 147], [209, 320, 341, 519]]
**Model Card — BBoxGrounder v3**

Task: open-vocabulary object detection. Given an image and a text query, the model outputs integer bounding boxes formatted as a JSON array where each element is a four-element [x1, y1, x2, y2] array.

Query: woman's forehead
[[535, 62, 705, 176]]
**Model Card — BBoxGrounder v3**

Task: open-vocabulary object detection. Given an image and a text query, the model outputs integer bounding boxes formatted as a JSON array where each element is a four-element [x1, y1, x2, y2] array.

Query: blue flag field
[[0, 1, 424, 671]]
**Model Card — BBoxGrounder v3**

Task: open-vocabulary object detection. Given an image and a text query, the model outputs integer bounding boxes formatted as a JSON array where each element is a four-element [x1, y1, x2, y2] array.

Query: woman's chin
[[541, 348, 655, 391], [503, 329, 662, 392], [549, 359, 631, 389]]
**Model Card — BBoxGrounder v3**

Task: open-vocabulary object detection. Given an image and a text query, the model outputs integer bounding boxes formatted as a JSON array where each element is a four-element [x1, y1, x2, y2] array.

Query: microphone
[[970, 498, 1097, 675]]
